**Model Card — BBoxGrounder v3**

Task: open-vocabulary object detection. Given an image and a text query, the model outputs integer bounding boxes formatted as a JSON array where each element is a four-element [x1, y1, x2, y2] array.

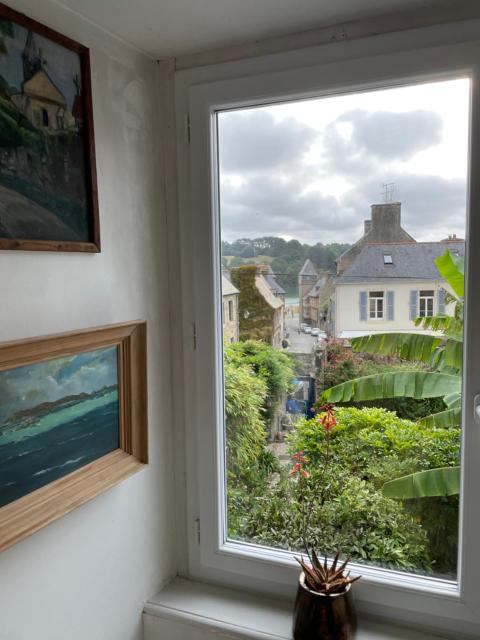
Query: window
[[384, 254, 393, 264], [179, 29, 480, 638], [419, 290, 435, 317], [369, 291, 384, 319], [228, 299, 233, 321]]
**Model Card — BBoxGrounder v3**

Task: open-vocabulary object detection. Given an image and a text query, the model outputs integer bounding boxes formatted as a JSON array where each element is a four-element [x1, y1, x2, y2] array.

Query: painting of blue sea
[[0, 346, 119, 508]]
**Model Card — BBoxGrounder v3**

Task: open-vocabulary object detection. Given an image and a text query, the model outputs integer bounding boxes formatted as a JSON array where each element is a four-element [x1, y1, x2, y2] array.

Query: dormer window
[[383, 253, 393, 264]]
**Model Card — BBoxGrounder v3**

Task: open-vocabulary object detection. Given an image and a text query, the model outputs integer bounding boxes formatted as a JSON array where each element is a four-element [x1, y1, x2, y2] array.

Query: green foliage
[[284, 407, 459, 572], [320, 340, 364, 389], [288, 407, 460, 485], [322, 249, 464, 499], [319, 342, 443, 419], [222, 236, 350, 290], [230, 266, 275, 342], [223, 347, 267, 481], [382, 467, 460, 499], [224, 341, 293, 535], [323, 371, 460, 404], [240, 469, 431, 571], [435, 250, 464, 298], [227, 340, 295, 422]]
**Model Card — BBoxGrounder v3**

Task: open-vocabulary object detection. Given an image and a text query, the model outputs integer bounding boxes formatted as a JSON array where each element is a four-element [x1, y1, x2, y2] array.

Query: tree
[[322, 250, 463, 498]]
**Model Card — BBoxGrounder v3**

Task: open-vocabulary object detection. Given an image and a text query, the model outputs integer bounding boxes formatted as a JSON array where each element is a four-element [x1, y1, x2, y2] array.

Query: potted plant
[[290, 404, 360, 639], [293, 550, 359, 639]]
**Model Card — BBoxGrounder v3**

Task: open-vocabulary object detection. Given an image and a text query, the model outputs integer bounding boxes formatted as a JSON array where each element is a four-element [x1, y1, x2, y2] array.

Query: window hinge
[[185, 113, 191, 144], [192, 322, 197, 350], [195, 517, 200, 544]]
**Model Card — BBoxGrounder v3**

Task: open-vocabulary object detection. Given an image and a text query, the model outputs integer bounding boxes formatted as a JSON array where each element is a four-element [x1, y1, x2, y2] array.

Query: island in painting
[[0, 346, 119, 508], [0, 16, 90, 242]]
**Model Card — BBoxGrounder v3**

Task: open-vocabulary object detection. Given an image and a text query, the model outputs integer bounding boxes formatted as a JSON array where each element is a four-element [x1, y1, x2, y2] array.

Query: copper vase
[[292, 572, 357, 640]]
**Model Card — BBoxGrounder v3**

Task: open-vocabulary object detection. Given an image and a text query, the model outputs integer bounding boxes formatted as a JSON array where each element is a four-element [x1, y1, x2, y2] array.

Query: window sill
[[143, 578, 453, 640]]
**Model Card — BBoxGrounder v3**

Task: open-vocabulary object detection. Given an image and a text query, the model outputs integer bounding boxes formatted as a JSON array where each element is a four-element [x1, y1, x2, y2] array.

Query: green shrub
[[240, 468, 430, 571], [319, 342, 445, 419], [285, 407, 459, 574], [227, 340, 296, 422]]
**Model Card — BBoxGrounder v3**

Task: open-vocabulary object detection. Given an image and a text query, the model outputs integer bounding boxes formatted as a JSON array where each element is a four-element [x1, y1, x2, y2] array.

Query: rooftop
[[336, 241, 465, 283]]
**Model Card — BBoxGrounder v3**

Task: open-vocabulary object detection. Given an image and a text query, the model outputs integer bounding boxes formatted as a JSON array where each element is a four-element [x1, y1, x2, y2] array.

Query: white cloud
[[218, 78, 469, 244]]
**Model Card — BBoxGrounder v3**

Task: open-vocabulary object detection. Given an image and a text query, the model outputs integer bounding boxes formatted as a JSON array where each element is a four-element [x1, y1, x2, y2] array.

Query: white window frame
[[419, 289, 435, 318], [176, 22, 480, 638], [369, 291, 385, 319]]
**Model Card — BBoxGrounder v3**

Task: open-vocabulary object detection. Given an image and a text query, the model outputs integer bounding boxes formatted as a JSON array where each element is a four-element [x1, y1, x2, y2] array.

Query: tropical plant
[[322, 250, 463, 498], [297, 550, 360, 595]]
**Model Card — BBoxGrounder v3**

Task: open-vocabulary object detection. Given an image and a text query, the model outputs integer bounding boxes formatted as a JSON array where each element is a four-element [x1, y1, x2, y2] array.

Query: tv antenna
[[381, 182, 396, 203]]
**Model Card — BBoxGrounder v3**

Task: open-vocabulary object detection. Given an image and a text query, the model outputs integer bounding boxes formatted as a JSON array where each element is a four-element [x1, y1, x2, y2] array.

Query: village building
[[332, 240, 464, 338], [299, 202, 464, 337], [221, 275, 240, 343], [257, 264, 286, 302], [11, 32, 76, 131], [230, 265, 285, 348]]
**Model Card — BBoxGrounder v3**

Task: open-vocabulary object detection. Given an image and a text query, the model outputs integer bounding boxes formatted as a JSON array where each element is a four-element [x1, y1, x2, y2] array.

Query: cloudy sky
[[218, 78, 469, 244], [0, 347, 118, 424]]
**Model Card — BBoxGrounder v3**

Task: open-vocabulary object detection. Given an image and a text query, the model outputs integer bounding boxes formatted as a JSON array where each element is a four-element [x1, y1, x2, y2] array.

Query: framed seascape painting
[[0, 322, 147, 551], [0, 3, 99, 252]]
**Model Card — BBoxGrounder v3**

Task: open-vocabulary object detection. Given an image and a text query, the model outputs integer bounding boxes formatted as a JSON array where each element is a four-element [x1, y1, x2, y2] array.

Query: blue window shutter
[[437, 288, 446, 314], [409, 290, 418, 321], [387, 291, 394, 321], [359, 291, 367, 321]]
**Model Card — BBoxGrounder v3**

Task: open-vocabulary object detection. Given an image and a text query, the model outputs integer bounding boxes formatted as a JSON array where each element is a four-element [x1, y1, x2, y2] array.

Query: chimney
[[370, 203, 402, 233], [364, 220, 372, 234]]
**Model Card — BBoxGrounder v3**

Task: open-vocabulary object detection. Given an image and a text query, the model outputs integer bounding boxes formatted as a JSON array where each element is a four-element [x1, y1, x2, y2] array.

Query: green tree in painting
[[322, 250, 463, 499]]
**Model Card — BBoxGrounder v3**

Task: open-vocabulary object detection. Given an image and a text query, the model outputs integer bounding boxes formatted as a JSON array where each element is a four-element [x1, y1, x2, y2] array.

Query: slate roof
[[255, 275, 284, 309], [222, 275, 239, 296], [299, 259, 317, 277], [263, 265, 286, 295], [336, 241, 464, 283]]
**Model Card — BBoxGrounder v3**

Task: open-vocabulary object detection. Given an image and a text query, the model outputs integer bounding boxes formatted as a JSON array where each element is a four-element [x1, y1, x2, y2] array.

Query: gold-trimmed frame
[[0, 321, 147, 552]]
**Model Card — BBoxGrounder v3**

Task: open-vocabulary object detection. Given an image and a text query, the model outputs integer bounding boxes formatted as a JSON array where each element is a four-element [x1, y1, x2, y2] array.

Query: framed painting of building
[[0, 321, 147, 552], [0, 3, 99, 252]]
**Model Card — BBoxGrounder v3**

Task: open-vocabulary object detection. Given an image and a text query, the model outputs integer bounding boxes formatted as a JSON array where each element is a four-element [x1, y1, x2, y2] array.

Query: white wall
[[335, 281, 449, 335], [0, 2, 176, 640]]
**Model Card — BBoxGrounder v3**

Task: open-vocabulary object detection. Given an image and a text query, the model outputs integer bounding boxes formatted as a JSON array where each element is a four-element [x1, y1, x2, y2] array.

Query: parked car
[[316, 331, 327, 341], [310, 327, 320, 336], [303, 325, 312, 334]]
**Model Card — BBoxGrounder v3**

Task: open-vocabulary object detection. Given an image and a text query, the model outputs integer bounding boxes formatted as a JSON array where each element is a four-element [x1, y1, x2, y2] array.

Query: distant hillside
[[222, 236, 351, 289]]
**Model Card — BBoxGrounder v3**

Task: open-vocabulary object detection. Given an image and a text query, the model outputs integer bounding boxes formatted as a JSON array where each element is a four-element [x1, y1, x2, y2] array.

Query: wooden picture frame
[[0, 321, 147, 552], [0, 2, 100, 252]]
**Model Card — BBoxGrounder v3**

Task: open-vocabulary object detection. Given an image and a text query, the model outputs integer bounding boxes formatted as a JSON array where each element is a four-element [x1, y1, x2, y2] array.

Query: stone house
[[221, 275, 240, 343], [332, 240, 464, 337], [230, 265, 285, 348], [299, 202, 415, 327]]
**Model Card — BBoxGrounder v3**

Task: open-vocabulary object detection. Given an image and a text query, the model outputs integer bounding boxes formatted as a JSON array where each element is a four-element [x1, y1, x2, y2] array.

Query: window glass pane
[[218, 78, 469, 580]]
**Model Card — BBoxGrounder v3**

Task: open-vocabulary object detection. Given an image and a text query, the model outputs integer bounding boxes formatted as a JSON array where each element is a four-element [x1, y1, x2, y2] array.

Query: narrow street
[[284, 310, 318, 354]]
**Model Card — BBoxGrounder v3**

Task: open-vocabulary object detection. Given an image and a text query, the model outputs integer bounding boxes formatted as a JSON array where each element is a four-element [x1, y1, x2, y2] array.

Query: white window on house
[[181, 32, 480, 638], [228, 299, 233, 321], [369, 291, 384, 318], [419, 290, 435, 317]]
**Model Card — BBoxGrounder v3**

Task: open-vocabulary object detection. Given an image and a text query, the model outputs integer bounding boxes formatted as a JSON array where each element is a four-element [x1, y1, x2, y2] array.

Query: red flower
[[292, 451, 308, 464], [290, 463, 310, 478], [316, 403, 337, 432]]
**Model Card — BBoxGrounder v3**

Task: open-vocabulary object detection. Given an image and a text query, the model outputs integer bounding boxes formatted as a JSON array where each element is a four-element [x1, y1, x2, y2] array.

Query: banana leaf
[[435, 251, 464, 299], [419, 407, 461, 429], [382, 466, 460, 499], [322, 371, 461, 403], [414, 314, 463, 341], [350, 333, 442, 364]]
